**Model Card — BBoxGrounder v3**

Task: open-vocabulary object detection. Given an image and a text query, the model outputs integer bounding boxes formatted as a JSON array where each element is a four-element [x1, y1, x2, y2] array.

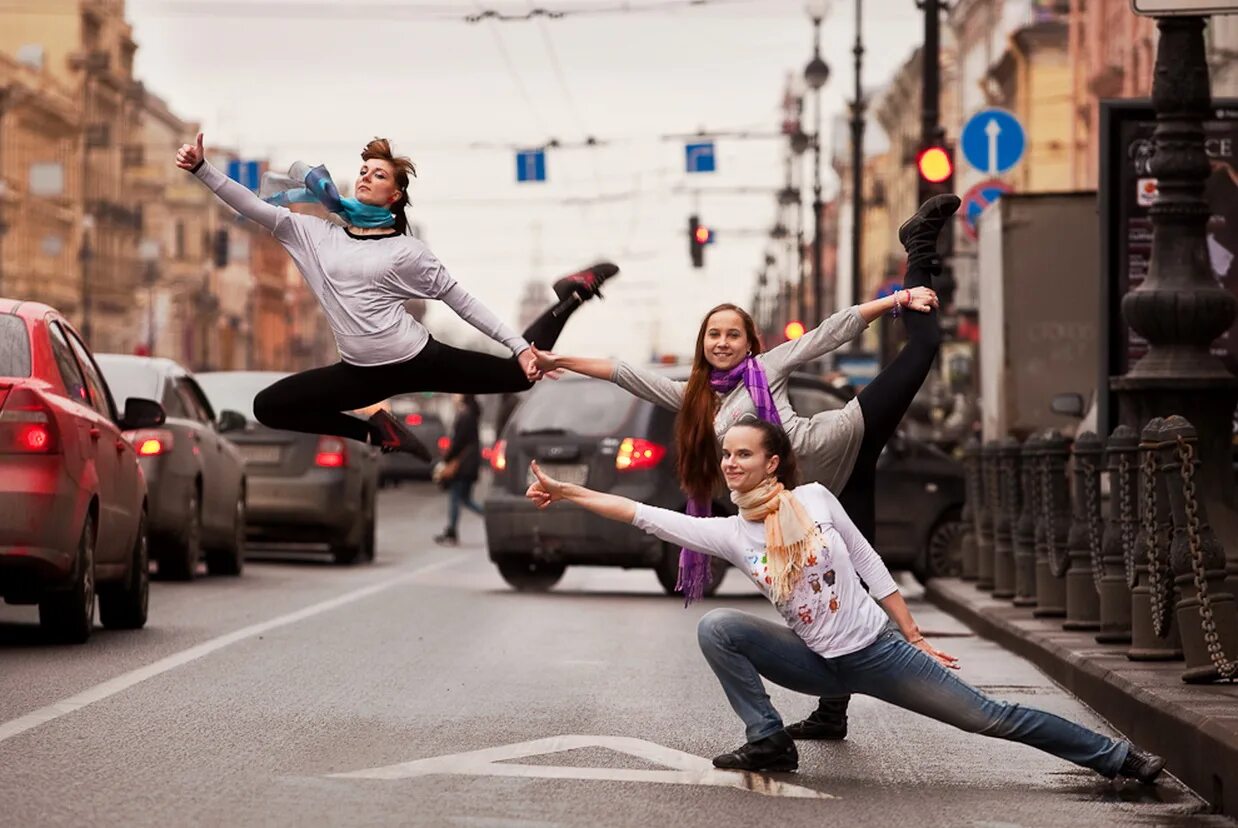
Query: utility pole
[[921, 0, 943, 149]]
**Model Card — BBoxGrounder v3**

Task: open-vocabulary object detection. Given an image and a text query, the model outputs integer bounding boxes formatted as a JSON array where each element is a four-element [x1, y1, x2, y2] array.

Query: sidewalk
[[925, 577, 1238, 818]]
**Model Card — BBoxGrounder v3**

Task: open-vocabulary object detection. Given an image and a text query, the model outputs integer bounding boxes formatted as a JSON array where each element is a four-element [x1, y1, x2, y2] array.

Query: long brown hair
[[674, 303, 762, 500], [361, 138, 417, 235]]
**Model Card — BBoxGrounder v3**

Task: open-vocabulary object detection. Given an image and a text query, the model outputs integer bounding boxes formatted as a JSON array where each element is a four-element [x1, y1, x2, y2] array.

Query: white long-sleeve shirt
[[610, 308, 868, 493], [192, 161, 529, 366], [632, 482, 899, 658]]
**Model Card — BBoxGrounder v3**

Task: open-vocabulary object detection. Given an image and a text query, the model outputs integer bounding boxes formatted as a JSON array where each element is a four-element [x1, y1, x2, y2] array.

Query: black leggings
[[836, 259, 942, 543], [252, 298, 576, 443]]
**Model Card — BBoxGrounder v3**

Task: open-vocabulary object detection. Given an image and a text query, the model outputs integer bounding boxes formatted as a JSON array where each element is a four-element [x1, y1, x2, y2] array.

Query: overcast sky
[[125, 0, 923, 362]]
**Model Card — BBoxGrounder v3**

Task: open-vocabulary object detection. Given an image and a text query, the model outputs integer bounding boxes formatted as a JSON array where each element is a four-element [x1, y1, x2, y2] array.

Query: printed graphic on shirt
[[797, 604, 814, 624], [823, 569, 836, 587], [828, 595, 840, 613], [807, 572, 822, 593]]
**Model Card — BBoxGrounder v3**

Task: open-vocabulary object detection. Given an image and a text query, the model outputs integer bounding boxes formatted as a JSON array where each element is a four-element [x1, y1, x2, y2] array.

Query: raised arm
[[526, 461, 739, 560], [437, 280, 530, 356], [176, 133, 286, 232]]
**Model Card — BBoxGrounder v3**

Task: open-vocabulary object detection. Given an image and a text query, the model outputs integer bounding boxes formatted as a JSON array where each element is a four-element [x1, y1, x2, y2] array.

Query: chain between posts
[[1143, 445, 1172, 639], [1120, 454, 1137, 589], [1079, 457, 1104, 595], [1176, 437, 1237, 680], [1044, 453, 1067, 577]]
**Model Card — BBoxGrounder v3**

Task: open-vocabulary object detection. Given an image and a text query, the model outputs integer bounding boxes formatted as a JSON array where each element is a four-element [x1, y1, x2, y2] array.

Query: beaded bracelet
[[891, 289, 906, 318]]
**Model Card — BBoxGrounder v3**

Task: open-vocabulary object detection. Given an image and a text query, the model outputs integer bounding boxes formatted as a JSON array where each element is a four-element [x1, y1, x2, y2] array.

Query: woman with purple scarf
[[531, 194, 960, 744]]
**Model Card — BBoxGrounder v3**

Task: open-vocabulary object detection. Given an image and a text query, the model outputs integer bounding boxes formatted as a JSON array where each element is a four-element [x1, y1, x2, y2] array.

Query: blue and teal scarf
[[260, 162, 395, 229]]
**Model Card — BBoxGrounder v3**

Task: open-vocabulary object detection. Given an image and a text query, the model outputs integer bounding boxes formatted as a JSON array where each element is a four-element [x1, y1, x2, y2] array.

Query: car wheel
[[206, 493, 245, 577], [100, 512, 150, 630], [39, 511, 96, 644], [161, 489, 201, 581], [496, 559, 566, 592], [654, 543, 727, 597], [914, 513, 966, 584], [331, 497, 374, 566]]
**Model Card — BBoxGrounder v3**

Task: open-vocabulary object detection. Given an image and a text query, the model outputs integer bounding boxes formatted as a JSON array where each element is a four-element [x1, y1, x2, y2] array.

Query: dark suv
[[484, 367, 966, 593]]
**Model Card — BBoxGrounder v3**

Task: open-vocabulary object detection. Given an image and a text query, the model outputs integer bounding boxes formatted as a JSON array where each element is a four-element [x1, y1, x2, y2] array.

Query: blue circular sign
[[960, 179, 1012, 240], [960, 108, 1026, 175]]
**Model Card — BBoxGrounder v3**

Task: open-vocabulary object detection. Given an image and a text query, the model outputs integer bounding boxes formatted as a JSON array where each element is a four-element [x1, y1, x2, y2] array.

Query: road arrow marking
[[329, 734, 835, 800], [985, 118, 1002, 175]]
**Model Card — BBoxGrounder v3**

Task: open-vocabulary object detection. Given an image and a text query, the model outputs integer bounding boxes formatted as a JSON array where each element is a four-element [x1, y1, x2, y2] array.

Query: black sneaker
[[712, 730, 798, 772], [785, 697, 849, 741], [433, 531, 459, 547], [897, 194, 962, 269], [368, 410, 432, 462], [1117, 745, 1165, 784], [553, 262, 619, 302]]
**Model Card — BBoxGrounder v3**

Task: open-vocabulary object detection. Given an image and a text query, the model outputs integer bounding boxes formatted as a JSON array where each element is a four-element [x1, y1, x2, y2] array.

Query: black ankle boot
[[712, 730, 798, 772], [897, 194, 962, 271], [785, 697, 848, 741], [1117, 745, 1165, 784]]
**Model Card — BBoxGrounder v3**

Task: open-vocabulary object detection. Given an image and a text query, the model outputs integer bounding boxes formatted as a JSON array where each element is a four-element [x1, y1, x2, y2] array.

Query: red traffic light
[[784, 320, 806, 340], [694, 225, 712, 245], [917, 146, 953, 184]]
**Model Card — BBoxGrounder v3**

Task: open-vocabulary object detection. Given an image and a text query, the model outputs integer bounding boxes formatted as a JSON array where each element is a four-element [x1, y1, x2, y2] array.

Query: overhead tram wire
[[475, 1, 552, 138]]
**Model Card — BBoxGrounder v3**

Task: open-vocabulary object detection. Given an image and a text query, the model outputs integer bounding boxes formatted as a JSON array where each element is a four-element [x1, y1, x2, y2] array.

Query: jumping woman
[[176, 133, 617, 460], [525, 416, 1165, 783], [531, 194, 957, 741]]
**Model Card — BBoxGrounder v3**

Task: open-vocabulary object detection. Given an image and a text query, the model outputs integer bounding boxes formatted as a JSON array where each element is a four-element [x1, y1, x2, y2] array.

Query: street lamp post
[[804, 0, 829, 326], [849, 0, 865, 342]]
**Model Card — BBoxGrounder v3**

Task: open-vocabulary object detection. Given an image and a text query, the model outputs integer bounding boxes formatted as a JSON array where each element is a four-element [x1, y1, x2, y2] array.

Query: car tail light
[[0, 387, 59, 454], [616, 437, 666, 471], [404, 413, 422, 426], [315, 436, 348, 468], [127, 429, 175, 456], [437, 436, 450, 455], [490, 439, 507, 472]]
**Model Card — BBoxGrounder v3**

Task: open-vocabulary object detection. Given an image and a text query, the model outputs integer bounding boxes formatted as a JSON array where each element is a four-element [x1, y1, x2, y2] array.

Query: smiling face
[[720, 424, 780, 494], [701, 309, 752, 371], [353, 157, 400, 208]]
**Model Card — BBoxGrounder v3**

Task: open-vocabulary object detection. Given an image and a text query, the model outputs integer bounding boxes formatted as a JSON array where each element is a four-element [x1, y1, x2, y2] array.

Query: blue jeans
[[446, 478, 483, 534], [696, 608, 1129, 777]]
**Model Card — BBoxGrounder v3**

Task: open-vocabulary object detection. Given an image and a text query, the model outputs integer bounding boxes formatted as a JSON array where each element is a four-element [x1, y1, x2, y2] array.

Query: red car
[[0, 300, 165, 643]]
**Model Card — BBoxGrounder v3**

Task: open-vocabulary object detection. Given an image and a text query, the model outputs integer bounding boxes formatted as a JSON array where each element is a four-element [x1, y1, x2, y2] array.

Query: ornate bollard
[[960, 438, 980, 581], [1034, 431, 1069, 618], [975, 440, 999, 592], [1162, 416, 1238, 682], [1013, 435, 1039, 607], [1096, 426, 1137, 644], [992, 438, 1020, 600], [1063, 432, 1103, 631], [1129, 418, 1184, 661]]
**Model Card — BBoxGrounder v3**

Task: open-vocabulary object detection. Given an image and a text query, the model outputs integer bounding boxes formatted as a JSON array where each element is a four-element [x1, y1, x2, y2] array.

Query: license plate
[[527, 463, 588, 487], [239, 444, 281, 465]]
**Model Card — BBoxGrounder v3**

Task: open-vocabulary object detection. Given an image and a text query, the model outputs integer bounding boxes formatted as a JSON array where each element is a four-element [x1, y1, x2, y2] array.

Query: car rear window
[[512, 378, 638, 437], [195, 373, 286, 421], [95, 357, 162, 407], [0, 315, 31, 378]]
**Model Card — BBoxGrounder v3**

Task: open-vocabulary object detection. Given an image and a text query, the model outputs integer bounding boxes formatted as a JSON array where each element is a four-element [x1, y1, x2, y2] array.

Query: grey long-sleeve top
[[611, 306, 868, 492], [191, 161, 529, 366]]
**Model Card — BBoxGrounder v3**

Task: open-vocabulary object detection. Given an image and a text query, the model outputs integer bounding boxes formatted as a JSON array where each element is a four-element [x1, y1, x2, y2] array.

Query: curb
[[925, 577, 1238, 817]]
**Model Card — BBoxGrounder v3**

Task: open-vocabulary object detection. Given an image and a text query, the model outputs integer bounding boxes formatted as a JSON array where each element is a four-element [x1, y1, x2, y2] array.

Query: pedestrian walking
[[531, 194, 959, 739], [435, 395, 485, 546], [524, 416, 1166, 784], [175, 132, 617, 460]]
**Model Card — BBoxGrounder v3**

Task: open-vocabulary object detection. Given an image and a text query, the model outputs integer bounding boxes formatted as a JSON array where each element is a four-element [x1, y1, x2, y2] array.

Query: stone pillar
[[976, 441, 998, 592], [1129, 418, 1184, 661], [1064, 432, 1103, 631], [1013, 435, 1039, 607], [1034, 431, 1069, 618], [992, 438, 1019, 600], [1097, 425, 1137, 644], [961, 438, 980, 581], [1163, 415, 1238, 682]]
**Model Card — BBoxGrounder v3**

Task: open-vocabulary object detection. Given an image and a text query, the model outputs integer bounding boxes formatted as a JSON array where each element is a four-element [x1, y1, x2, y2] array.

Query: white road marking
[[0, 555, 463, 745], [330, 734, 835, 800]]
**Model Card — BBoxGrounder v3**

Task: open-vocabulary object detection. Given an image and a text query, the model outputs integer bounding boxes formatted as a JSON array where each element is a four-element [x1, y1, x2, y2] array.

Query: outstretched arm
[[529, 347, 616, 381], [176, 132, 285, 232], [531, 349, 686, 412]]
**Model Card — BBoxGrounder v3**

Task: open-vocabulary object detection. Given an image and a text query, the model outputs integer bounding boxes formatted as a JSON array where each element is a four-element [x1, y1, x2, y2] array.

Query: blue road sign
[[685, 142, 716, 174], [226, 159, 261, 191], [516, 149, 546, 183], [960, 178, 1013, 240], [960, 108, 1026, 175]]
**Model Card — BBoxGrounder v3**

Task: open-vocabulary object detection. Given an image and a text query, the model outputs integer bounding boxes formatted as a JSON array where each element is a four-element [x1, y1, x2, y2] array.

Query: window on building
[[175, 221, 186, 259]]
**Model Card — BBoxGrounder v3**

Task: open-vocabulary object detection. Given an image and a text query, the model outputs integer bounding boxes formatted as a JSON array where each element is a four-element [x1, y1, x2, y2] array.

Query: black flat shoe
[[712, 730, 798, 772], [1117, 746, 1165, 784], [784, 715, 847, 741], [553, 262, 620, 302], [368, 410, 432, 462], [897, 194, 962, 268]]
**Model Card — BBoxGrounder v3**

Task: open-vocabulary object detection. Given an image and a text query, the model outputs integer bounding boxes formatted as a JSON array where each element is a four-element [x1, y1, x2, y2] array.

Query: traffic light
[[688, 214, 713, 269], [784, 320, 805, 341]]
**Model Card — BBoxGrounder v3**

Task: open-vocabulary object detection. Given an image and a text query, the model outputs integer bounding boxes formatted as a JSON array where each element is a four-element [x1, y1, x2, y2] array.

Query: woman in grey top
[[175, 133, 617, 459], [532, 194, 961, 739]]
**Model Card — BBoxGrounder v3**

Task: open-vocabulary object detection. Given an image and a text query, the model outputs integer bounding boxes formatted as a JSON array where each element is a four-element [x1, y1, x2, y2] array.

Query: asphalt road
[[0, 483, 1230, 827]]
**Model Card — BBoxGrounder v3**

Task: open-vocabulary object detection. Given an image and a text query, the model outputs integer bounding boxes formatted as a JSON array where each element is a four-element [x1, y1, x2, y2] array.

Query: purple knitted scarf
[[676, 356, 782, 605]]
